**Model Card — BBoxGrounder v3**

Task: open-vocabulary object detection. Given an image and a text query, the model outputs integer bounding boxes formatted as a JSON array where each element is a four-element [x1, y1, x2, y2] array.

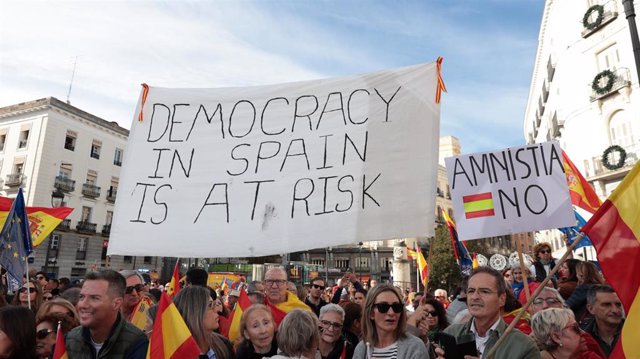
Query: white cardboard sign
[[445, 141, 575, 240], [108, 62, 441, 257]]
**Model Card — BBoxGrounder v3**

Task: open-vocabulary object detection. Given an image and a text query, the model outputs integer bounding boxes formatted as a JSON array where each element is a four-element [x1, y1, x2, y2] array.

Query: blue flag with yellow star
[[0, 188, 33, 290]]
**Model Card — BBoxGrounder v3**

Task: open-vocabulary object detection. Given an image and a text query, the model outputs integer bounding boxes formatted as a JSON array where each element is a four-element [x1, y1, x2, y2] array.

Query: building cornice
[[0, 97, 130, 137]]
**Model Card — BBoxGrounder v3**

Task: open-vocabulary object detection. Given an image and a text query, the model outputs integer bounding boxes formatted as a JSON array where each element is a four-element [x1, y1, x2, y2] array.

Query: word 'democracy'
[[108, 63, 441, 257], [445, 141, 575, 240]]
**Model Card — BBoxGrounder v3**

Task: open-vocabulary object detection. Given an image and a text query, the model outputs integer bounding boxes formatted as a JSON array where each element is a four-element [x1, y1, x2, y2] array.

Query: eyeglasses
[[373, 302, 404, 313], [36, 329, 55, 339], [264, 279, 287, 287], [320, 319, 343, 330], [425, 310, 438, 317], [312, 284, 325, 290], [562, 322, 581, 335], [125, 284, 144, 294], [466, 288, 496, 296], [533, 297, 561, 305], [539, 249, 551, 254], [19, 287, 36, 294]]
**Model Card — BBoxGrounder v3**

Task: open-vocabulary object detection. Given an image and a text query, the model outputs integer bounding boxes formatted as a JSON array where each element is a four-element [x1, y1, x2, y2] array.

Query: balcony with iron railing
[[585, 142, 640, 179], [106, 188, 117, 202], [590, 68, 631, 101], [54, 176, 76, 192], [82, 183, 101, 198], [76, 221, 97, 234], [101, 224, 111, 237], [57, 219, 71, 231], [581, 1, 618, 38], [5, 173, 25, 187]]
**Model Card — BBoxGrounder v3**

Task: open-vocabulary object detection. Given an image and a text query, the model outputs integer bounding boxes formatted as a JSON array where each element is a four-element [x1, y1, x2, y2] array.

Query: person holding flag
[[146, 291, 201, 359], [263, 267, 312, 326], [35, 313, 75, 359], [119, 270, 154, 331]]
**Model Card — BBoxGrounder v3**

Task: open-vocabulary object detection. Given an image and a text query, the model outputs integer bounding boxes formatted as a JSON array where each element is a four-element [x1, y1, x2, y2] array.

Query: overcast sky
[[0, 0, 543, 154]]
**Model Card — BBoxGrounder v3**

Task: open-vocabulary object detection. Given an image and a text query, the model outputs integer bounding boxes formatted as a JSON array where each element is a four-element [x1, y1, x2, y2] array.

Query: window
[[76, 237, 87, 260], [0, 131, 6, 151], [144, 256, 152, 264], [59, 163, 72, 178], [597, 44, 620, 71], [86, 170, 98, 185], [381, 257, 392, 271], [335, 259, 350, 269], [13, 161, 24, 176], [81, 206, 92, 222], [310, 259, 325, 266], [50, 234, 60, 250], [101, 241, 108, 260], [124, 256, 133, 264], [106, 211, 113, 225], [90, 139, 101, 159], [65, 130, 77, 151], [356, 257, 369, 268], [609, 110, 633, 147], [114, 148, 123, 166], [18, 128, 29, 149]]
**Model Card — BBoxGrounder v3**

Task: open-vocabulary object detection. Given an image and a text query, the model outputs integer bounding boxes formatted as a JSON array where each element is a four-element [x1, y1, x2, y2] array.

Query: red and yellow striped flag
[[414, 243, 429, 287], [221, 288, 252, 342], [147, 292, 201, 359], [582, 162, 640, 358], [562, 150, 602, 214], [130, 296, 154, 330], [52, 321, 68, 359], [166, 260, 181, 298], [406, 246, 418, 260], [462, 192, 495, 219], [0, 196, 73, 247], [471, 253, 479, 269], [267, 291, 313, 327]]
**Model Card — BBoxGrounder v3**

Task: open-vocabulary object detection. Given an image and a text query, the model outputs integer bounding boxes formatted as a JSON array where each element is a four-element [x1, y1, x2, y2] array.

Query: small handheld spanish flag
[[52, 321, 68, 359]]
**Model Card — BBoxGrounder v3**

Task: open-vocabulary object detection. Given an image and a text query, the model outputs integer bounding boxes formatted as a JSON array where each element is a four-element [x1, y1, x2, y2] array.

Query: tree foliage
[[427, 225, 463, 294]]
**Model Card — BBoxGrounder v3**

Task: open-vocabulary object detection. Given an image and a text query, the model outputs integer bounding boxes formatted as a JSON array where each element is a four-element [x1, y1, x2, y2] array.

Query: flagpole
[[485, 233, 584, 359], [25, 256, 31, 310], [515, 237, 531, 303]]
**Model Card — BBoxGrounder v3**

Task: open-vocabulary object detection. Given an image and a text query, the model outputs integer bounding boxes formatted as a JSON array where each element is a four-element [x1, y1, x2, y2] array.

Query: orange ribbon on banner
[[436, 57, 447, 104], [138, 83, 150, 122]]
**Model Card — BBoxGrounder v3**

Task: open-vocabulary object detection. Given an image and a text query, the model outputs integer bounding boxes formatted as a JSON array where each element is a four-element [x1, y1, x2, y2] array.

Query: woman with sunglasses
[[0, 305, 38, 359], [173, 286, 234, 359], [354, 284, 429, 359], [533, 242, 557, 283], [318, 304, 354, 359], [408, 298, 455, 357], [237, 304, 278, 359], [11, 280, 43, 314], [35, 312, 76, 359], [35, 297, 80, 327], [531, 308, 603, 359]]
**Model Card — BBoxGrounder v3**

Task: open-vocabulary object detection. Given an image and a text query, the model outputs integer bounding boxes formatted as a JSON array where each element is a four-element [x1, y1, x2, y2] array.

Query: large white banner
[[108, 62, 441, 257], [445, 141, 575, 240]]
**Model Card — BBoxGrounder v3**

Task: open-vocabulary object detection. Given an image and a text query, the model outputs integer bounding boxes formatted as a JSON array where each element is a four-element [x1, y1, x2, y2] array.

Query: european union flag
[[0, 189, 33, 290], [558, 209, 593, 249]]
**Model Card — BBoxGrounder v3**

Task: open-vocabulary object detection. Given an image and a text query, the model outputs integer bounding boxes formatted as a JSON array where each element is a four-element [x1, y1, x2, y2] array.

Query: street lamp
[[51, 188, 65, 207], [623, 0, 640, 85]]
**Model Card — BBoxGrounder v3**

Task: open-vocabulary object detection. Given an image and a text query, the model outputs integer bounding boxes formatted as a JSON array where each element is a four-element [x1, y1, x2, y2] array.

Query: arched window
[[609, 110, 633, 147]]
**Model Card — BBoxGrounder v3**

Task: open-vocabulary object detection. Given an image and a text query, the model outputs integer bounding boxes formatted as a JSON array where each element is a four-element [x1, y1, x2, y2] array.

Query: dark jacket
[[236, 337, 278, 359], [566, 284, 595, 322], [581, 318, 624, 357], [305, 297, 328, 317], [533, 260, 557, 283], [65, 313, 148, 359], [321, 337, 354, 359]]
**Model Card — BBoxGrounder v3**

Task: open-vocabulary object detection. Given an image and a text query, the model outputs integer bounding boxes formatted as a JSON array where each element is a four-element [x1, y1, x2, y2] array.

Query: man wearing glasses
[[263, 267, 311, 325], [66, 269, 148, 358], [119, 270, 153, 330], [441, 267, 540, 359], [305, 277, 328, 316]]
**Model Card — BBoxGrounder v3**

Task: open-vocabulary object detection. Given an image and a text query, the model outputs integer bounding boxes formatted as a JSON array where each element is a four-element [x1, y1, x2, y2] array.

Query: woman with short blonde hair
[[237, 304, 277, 359], [531, 308, 601, 359]]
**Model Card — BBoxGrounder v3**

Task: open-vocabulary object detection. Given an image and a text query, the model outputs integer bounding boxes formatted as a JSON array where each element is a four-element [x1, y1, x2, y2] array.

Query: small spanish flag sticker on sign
[[463, 192, 495, 219]]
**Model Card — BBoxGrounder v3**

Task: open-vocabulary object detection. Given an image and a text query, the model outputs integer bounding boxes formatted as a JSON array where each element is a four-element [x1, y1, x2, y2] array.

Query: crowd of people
[[0, 241, 625, 359]]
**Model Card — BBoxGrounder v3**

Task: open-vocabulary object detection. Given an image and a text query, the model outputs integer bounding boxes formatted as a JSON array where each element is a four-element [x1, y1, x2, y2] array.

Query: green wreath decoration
[[602, 145, 626, 170], [592, 69, 615, 95], [583, 5, 605, 30]]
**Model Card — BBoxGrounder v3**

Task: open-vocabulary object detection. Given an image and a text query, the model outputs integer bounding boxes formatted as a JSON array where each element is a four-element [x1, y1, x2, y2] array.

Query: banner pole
[[515, 236, 531, 302], [25, 256, 31, 310], [485, 233, 584, 359]]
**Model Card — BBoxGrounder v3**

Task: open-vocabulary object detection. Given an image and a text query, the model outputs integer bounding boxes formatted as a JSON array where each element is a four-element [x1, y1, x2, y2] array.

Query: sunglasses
[[312, 284, 325, 290], [563, 322, 581, 335], [539, 249, 551, 254], [425, 310, 438, 317], [373, 302, 404, 313], [19, 287, 36, 294], [125, 284, 144, 294], [36, 329, 55, 339]]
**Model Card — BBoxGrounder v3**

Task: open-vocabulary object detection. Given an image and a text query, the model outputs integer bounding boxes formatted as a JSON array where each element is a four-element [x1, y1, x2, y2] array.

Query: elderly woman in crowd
[[270, 309, 320, 359], [318, 304, 354, 359], [11, 280, 43, 314], [236, 304, 278, 359], [354, 284, 429, 359], [531, 308, 603, 359], [35, 297, 80, 326], [173, 286, 234, 359], [35, 312, 77, 359], [0, 306, 38, 359]]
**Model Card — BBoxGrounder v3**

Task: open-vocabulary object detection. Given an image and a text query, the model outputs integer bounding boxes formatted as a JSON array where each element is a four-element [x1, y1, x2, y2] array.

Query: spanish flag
[[582, 162, 640, 359], [562, 150, 602, 214], [406, 246, 418, 260], [147, 292, 201, 359], [0, 196, 73, 247], [471, 253, 479, 269], [130, 296, 154, 330], [414, 242, 429, 288], [52, 321, 68, 359], [267, 291, 312, 327], [220, 288, 252, 342], [166, 260, 181, 298], [442, 209, 473, 276], [462, 192, 495, 219]]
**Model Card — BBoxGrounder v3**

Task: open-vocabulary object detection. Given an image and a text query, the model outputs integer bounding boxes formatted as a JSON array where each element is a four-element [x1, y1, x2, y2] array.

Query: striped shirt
[[371, 342, 398, 359]]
